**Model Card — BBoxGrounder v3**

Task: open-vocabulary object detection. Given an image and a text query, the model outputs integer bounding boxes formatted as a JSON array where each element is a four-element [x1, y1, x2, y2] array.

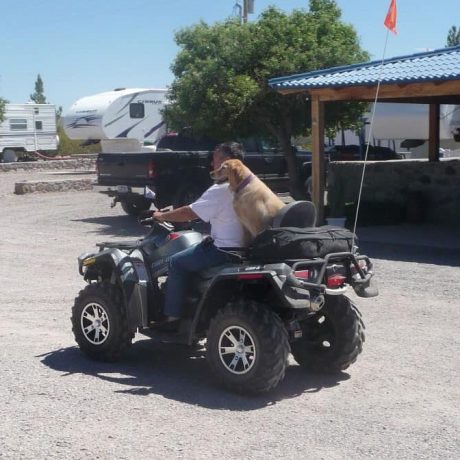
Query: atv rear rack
[[283, 252, 376, 298]]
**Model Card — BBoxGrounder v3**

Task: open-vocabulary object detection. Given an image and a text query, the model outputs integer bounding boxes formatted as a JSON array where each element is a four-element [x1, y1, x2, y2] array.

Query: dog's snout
[[211, 164, 226, 180]]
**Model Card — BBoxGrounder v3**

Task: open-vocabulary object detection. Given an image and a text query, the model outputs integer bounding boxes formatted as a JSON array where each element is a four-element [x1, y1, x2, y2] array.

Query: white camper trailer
[[63, 88, 167, 153], [0, 103, 58, 162], [449, 105, 460, 142], [333, 103, 460, 158]]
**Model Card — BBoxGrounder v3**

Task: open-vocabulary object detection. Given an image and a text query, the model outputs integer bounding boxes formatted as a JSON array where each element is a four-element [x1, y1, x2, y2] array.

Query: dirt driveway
[[0, 175, 459, 459]]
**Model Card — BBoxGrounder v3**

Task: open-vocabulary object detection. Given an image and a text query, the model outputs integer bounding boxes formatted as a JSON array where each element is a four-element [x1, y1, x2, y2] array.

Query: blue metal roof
[[269, 45, 460, 91]]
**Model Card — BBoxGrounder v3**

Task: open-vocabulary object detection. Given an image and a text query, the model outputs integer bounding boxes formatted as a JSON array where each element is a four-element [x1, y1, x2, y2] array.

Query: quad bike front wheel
[[291, 295, 365, 373], [207, 300, 290, 395], [71, 282, 134, 362]]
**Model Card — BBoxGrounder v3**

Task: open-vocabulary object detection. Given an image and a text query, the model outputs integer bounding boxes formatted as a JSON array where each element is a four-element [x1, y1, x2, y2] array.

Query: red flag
[[384, 0, 397, 34]]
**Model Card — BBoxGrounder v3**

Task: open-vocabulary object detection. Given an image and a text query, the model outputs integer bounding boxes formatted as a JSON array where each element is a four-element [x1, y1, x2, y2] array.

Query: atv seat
[[273, 200, 317, 228]]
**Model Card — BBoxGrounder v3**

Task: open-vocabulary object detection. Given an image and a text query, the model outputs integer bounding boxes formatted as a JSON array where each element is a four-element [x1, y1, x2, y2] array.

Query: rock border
[[14, 179, 94, 195], [0, 156, 96, 173]]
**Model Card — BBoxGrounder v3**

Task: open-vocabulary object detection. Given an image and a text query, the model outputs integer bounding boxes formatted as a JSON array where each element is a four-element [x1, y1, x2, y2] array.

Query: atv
[[72, 201, 378, 395]]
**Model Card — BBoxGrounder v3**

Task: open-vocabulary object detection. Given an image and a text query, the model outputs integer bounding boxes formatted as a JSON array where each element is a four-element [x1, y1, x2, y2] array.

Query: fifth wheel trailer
[[0, 104, 58, 162], [334, 103, 460, 158], [63, 88, 168, 153]]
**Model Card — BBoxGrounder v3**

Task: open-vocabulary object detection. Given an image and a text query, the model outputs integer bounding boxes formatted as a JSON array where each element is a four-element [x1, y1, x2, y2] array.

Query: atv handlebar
[[139, 216, 175, 235], [139, 217, 156, 226]]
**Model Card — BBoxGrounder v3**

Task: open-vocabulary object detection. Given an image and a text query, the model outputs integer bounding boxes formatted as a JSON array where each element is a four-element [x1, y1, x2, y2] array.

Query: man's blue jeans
[[163, 241, 231, 318]]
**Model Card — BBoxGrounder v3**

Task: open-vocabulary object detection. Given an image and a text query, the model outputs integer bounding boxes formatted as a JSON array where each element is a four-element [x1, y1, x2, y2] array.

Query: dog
[[212, 159, 285, 242]]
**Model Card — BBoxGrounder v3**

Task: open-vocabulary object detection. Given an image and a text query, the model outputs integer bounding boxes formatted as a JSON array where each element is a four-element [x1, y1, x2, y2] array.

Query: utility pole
[[242, 0, 248, 23], [240, 0, 254, 24]]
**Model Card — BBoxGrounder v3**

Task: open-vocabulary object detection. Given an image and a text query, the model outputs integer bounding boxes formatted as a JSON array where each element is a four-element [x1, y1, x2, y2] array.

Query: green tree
[[30, 74, 47, 104], [0, 97, 6, 122], [166, 0, 369, 196], [55, 125, 101, 156], [51, 105, 100, 156], [447, 26, 460, 46]]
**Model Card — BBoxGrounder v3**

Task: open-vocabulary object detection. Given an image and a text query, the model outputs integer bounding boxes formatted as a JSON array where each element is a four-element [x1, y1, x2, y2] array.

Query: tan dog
[[212, 159, 285, 241]]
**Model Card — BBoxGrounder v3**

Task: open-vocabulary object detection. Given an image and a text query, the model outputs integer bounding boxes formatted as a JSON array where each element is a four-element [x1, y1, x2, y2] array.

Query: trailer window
[[35, 121, 43, 130], [10, 119, 28, 130], [130, 103, 145, 119]]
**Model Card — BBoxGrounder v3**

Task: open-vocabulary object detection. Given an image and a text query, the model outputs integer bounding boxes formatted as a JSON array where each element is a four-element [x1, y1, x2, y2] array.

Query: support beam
[[278, 80, 460, 102], [311, 95, 325, 223], [428, 103, 440, 162]]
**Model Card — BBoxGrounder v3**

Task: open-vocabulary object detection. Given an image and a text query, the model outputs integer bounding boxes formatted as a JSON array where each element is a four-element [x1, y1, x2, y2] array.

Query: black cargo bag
[[249, 226, 357, 261]]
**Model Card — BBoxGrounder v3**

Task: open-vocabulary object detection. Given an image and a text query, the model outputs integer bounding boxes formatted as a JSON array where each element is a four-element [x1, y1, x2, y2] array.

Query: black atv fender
[[186, 264, 291, 344], [81, 248, 150, 333]]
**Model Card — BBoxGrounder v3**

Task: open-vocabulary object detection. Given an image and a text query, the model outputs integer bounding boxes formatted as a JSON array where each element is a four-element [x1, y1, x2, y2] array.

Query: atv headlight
[[82, 256, 96, 267]]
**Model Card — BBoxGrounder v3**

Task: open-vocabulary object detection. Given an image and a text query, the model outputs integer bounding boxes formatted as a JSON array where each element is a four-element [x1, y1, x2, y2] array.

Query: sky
[[0, 0, 458, 111]]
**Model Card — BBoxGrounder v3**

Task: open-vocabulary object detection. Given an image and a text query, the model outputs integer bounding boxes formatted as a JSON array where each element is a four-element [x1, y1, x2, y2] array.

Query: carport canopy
[[268, 45, 460, 223]]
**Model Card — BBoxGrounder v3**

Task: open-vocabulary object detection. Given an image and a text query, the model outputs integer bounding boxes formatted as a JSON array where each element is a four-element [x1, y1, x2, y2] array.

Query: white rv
[[0, 103, 58, 162], [449, 105, 460, 142], [333, 103, 460, 158], [63, 88, 168, 153]]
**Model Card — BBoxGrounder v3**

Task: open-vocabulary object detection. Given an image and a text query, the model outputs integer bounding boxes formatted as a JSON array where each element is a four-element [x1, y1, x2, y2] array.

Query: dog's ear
[[228, 165, 238, 183]]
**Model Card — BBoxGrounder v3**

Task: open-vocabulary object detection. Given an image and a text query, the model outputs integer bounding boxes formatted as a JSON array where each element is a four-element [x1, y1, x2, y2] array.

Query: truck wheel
[[291, 295, 365, 373], [304, 176, 312, 201], [173, 185, 205, 208], [71, 282, 134, 362], [120, 197, 151, 216], [2, 149, 18, 163], [207, 300, 290, 395]]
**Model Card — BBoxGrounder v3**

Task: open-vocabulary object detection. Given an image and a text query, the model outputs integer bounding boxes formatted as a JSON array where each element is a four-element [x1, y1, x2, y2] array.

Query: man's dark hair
[[215, 142, 245, 161]]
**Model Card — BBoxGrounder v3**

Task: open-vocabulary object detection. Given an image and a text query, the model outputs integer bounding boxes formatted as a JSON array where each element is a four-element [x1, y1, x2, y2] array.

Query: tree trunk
[[279, 135, 304, 200], [266, 117, 305, 200]]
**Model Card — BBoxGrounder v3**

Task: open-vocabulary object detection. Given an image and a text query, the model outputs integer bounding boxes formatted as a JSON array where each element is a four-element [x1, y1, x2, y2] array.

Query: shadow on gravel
[[361, 241, 460, 267], [45, 171, 95, 176], [72, 215, 145, 237], [72, 216, 210, 238], [39, 343, 349, 410]]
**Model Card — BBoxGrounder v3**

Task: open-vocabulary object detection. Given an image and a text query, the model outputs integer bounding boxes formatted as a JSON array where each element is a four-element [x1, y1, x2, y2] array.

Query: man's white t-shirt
[[190, 183, 244, 248]]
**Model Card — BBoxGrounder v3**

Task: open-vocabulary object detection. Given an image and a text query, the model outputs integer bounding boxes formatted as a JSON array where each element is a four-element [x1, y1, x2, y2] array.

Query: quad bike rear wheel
[[72, 282, 134, 362], [207, 300, 290, 395], [291, 295, 365, 373]]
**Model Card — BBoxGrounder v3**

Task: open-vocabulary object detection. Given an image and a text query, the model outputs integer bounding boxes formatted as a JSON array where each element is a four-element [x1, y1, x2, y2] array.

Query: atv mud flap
[[353, 277, 379, 298], [282, 274, 325, 312]]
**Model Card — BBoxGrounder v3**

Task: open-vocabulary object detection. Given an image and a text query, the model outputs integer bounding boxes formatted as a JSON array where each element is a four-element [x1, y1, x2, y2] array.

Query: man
[[152, 142, 245, 328]]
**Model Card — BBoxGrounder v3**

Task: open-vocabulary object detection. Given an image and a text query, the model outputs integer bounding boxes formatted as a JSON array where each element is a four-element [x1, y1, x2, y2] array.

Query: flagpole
[[351, 28, 391, 242]]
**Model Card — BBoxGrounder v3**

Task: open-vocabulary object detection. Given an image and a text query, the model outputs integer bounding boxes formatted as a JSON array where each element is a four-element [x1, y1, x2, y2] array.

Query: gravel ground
[[0, 171, 459, 459]]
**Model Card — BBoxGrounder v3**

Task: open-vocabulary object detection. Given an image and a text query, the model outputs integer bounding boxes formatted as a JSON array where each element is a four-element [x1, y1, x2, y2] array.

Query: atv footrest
[[140, 328, 189, 345], [97, 240, 140, 250]]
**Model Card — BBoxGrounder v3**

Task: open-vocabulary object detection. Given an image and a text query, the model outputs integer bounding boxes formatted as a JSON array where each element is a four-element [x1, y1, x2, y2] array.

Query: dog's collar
[[235, 174, 254, 194]]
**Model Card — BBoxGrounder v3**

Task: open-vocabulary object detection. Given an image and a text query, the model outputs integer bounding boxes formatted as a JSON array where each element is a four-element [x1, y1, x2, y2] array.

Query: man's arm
[[153, 206, 199, 223]]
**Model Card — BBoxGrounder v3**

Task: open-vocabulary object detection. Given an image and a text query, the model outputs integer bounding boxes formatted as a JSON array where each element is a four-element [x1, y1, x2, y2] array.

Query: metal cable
[[352, 31, 391, 247]]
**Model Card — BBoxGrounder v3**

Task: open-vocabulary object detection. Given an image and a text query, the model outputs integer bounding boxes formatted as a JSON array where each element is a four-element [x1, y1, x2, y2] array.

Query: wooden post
[[311, 95, 325, 223], [428, 103, 440, 162]]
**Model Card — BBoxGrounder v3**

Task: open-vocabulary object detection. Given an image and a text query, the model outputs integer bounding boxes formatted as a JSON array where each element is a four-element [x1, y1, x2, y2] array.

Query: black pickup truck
[[96, 134, 313, 216]]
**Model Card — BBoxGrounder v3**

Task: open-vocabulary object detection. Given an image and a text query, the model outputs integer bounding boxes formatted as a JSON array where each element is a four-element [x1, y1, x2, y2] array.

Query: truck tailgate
[[97, 153, 157, 186], [96, 151, 211, 187]]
